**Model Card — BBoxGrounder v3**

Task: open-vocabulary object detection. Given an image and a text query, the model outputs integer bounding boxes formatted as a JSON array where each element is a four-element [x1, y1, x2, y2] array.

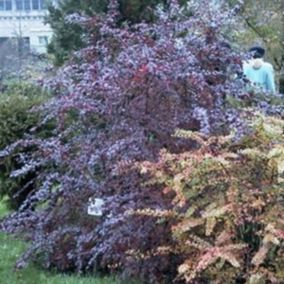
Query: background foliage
[[0, 82, 52, 209], [228, 0, 284, 91]]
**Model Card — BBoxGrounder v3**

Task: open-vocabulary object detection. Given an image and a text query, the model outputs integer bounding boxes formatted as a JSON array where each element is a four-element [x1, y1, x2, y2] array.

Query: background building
[[0, 0, 53, 53]]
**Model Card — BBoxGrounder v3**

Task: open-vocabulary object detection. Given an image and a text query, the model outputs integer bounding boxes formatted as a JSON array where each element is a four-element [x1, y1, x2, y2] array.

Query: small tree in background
[[0, 37, 52, 87], [46, 0, 107, 66]]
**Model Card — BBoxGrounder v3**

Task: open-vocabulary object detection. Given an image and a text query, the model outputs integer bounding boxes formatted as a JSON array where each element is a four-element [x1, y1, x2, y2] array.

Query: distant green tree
[[47, 0, 189, 66], [46, 0, 107, 66]]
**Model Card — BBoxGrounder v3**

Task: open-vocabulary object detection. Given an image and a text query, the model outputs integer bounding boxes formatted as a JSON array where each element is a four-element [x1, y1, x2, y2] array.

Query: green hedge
[[0, 82, 51, 209]]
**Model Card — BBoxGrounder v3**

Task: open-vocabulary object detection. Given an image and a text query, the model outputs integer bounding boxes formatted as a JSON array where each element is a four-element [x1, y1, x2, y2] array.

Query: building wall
[[0, 0, 54, 53]]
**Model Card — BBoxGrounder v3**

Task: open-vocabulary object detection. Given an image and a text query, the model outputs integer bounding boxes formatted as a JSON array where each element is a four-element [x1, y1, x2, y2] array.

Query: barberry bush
[[3, 0, 283, 283]]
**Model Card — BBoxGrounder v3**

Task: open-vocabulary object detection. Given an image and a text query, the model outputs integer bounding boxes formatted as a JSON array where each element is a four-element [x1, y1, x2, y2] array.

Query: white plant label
[[88, 198, 105, 216]]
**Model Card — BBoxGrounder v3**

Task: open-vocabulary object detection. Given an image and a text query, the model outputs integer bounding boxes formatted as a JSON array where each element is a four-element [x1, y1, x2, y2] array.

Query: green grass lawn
[[0, 199, 118, 284]]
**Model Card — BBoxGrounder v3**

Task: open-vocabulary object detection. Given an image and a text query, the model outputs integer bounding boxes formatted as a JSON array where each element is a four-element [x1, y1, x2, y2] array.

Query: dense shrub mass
[[46, 0, 189, 66], [0, 82, 51, 209], [2, 1, 284, 283], [139, 115, 284, 282]]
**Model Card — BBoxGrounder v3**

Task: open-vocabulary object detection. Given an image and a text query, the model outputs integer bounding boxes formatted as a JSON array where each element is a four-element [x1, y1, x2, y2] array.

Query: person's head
[[249, 46, 265, 59]]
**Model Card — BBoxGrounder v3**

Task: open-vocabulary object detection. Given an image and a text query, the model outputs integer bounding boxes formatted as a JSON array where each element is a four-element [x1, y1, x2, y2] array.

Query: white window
[[32, 0, 39, 9], [15, 0, 24, 10], [16, 0, 46, 10], [0, 0, 12, 10], [38, 36, 48, 45]]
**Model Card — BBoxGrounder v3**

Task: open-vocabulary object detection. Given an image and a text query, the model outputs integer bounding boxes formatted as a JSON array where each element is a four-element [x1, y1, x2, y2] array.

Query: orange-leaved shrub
[[136, 113, 284, 283]]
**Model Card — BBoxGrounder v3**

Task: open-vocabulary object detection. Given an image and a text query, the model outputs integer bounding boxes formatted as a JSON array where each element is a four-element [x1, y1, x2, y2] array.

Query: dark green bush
[[0, 82, 51, 209]]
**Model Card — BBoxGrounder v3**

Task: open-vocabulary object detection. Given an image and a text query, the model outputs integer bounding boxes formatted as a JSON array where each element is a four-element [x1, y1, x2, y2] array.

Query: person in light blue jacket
[[243, 46, 276, 94]]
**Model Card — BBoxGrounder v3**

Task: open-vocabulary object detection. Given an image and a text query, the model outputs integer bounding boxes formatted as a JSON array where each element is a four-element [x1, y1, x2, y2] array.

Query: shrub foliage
[[139, 115, 284, 283], [0, 82, 50, 208], [3, 1, 284, 283], [47, 0, 189, 65]]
